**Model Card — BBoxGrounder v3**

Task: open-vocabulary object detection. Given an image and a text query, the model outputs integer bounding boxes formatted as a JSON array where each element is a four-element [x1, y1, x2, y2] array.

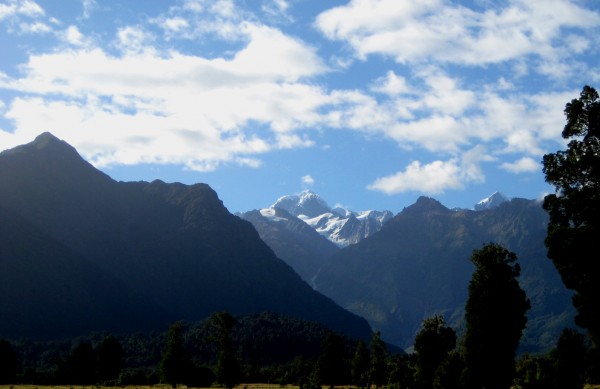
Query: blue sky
[[1, 0, 599, 214]]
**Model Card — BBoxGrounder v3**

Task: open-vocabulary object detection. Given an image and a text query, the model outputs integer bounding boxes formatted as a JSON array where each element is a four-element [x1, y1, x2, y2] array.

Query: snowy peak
[[474, 191, 510, 211], [267, 190, 393, 247], [272, 190, 331, 218]]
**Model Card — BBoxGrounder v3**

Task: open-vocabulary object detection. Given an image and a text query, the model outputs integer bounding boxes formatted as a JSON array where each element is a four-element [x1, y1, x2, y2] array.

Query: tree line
[[1, 85, 599, 388]]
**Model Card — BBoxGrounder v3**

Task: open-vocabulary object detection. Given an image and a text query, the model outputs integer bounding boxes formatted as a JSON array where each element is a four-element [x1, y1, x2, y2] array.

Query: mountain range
[[0, 132, 577, 355], [270, 190, 394, 247], [0, 132, 372, 341], [239, 191, 575, 353]]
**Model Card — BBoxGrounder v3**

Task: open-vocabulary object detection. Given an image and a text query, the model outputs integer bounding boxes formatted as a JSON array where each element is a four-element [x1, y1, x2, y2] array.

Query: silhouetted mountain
[[313, 196, 575, 353], [0, 132, 372, 341]]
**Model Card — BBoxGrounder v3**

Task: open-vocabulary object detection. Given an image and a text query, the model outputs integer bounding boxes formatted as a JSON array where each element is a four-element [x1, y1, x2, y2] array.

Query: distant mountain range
[[240, 192, 575, 354], [241, 190, 394, 248], [0, 132, 372, 341], [237, 189, 512, 286]]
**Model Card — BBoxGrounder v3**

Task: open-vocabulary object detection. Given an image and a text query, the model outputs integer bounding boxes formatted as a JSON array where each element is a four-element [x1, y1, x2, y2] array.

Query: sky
[[1, 0, 599, 214]]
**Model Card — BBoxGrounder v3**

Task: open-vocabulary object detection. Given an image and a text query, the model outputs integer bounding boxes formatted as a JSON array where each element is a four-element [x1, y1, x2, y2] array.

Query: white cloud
[[0, 21, 329, 170], [367, 159, 463, 195], [161, 17, 189, 33], [501, 157, 541, 173], [302, 174, 315, 186], [18, 20, 50, 34], [80, 0, 97, 19], [0, 0, 44, 20], [210, 0, 235, 18], [371, 71, 411, 96], [116, 26, 155, 53], [367, 146, 488, 195], [261, 0, 292, 22], [63, 25, 86, 46], [0, 0, 51, 35], [315, 0, 600, 70], [229, 23, 325, 81]]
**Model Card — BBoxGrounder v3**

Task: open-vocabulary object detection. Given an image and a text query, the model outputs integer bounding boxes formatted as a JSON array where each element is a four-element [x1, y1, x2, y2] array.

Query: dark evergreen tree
[[0, 339, 18, 384], [210, 311, 241, 389], [542, 85, 600, 345], [351, 339, 370, 388], [160, 322, 192, 387], [463, 243, 530, 389], [552, 328, 586, 389], [513, 353, 554, 389], [97, 335, 123, 383], [315, 332, 350, 387], [67, 341, 96, 385], [387, 354, 415, 389], [368, 331, 387, 388], [413, 314, 457, 389], [432, 351, 464, 389]]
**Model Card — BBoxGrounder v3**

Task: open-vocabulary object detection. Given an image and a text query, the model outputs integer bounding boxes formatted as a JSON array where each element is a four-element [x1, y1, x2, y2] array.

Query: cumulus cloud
[[0, 19, 329, 170], [367, 146, 488, 195], [501, 157, 541, 173], [367, 159, 463, 195], [315, 0, 600, 71]]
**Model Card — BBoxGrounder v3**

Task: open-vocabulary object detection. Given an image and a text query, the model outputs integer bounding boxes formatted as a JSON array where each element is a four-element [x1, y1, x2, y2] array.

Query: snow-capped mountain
[[474, 191, 510, 211], [270, 190, 393, 247], [272, 190, 332, 218]]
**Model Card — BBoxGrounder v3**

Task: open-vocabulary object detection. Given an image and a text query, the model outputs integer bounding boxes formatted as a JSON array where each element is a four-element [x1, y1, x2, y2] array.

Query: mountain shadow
[[237, 208, 340, 284], [0, 132, 372, 341]]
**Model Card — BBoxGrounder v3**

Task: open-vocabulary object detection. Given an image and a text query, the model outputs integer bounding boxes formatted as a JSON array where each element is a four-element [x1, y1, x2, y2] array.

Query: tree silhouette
[[552, 328, 586, 389], [368, 331, 387, 388], [542, 85, 600, 345], [413, 314, 456, 389], [68, 341, 96, 385], [160, 322, 192, 387], [97, 335, 123, 383], [351, 339, 369, 388], [0, 339, 18, 384], [463, 243, 530, 389], [209, 311, 240, 389], [315, 332, 350, 387]]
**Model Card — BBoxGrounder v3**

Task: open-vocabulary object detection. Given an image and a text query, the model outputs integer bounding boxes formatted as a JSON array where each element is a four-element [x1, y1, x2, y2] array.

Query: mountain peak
[[265, 191, 393, 247], [1, 132, 79, 158], [474, 191, 510, 211], [413, 196, 448, 211], [33, 131, 62, 147], [272, 190, 331, 218]]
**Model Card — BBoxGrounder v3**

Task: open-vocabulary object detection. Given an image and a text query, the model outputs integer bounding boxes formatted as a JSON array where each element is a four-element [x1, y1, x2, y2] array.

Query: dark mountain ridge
[[313, 196, 575, 352], [0, 132, 372, 341]]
